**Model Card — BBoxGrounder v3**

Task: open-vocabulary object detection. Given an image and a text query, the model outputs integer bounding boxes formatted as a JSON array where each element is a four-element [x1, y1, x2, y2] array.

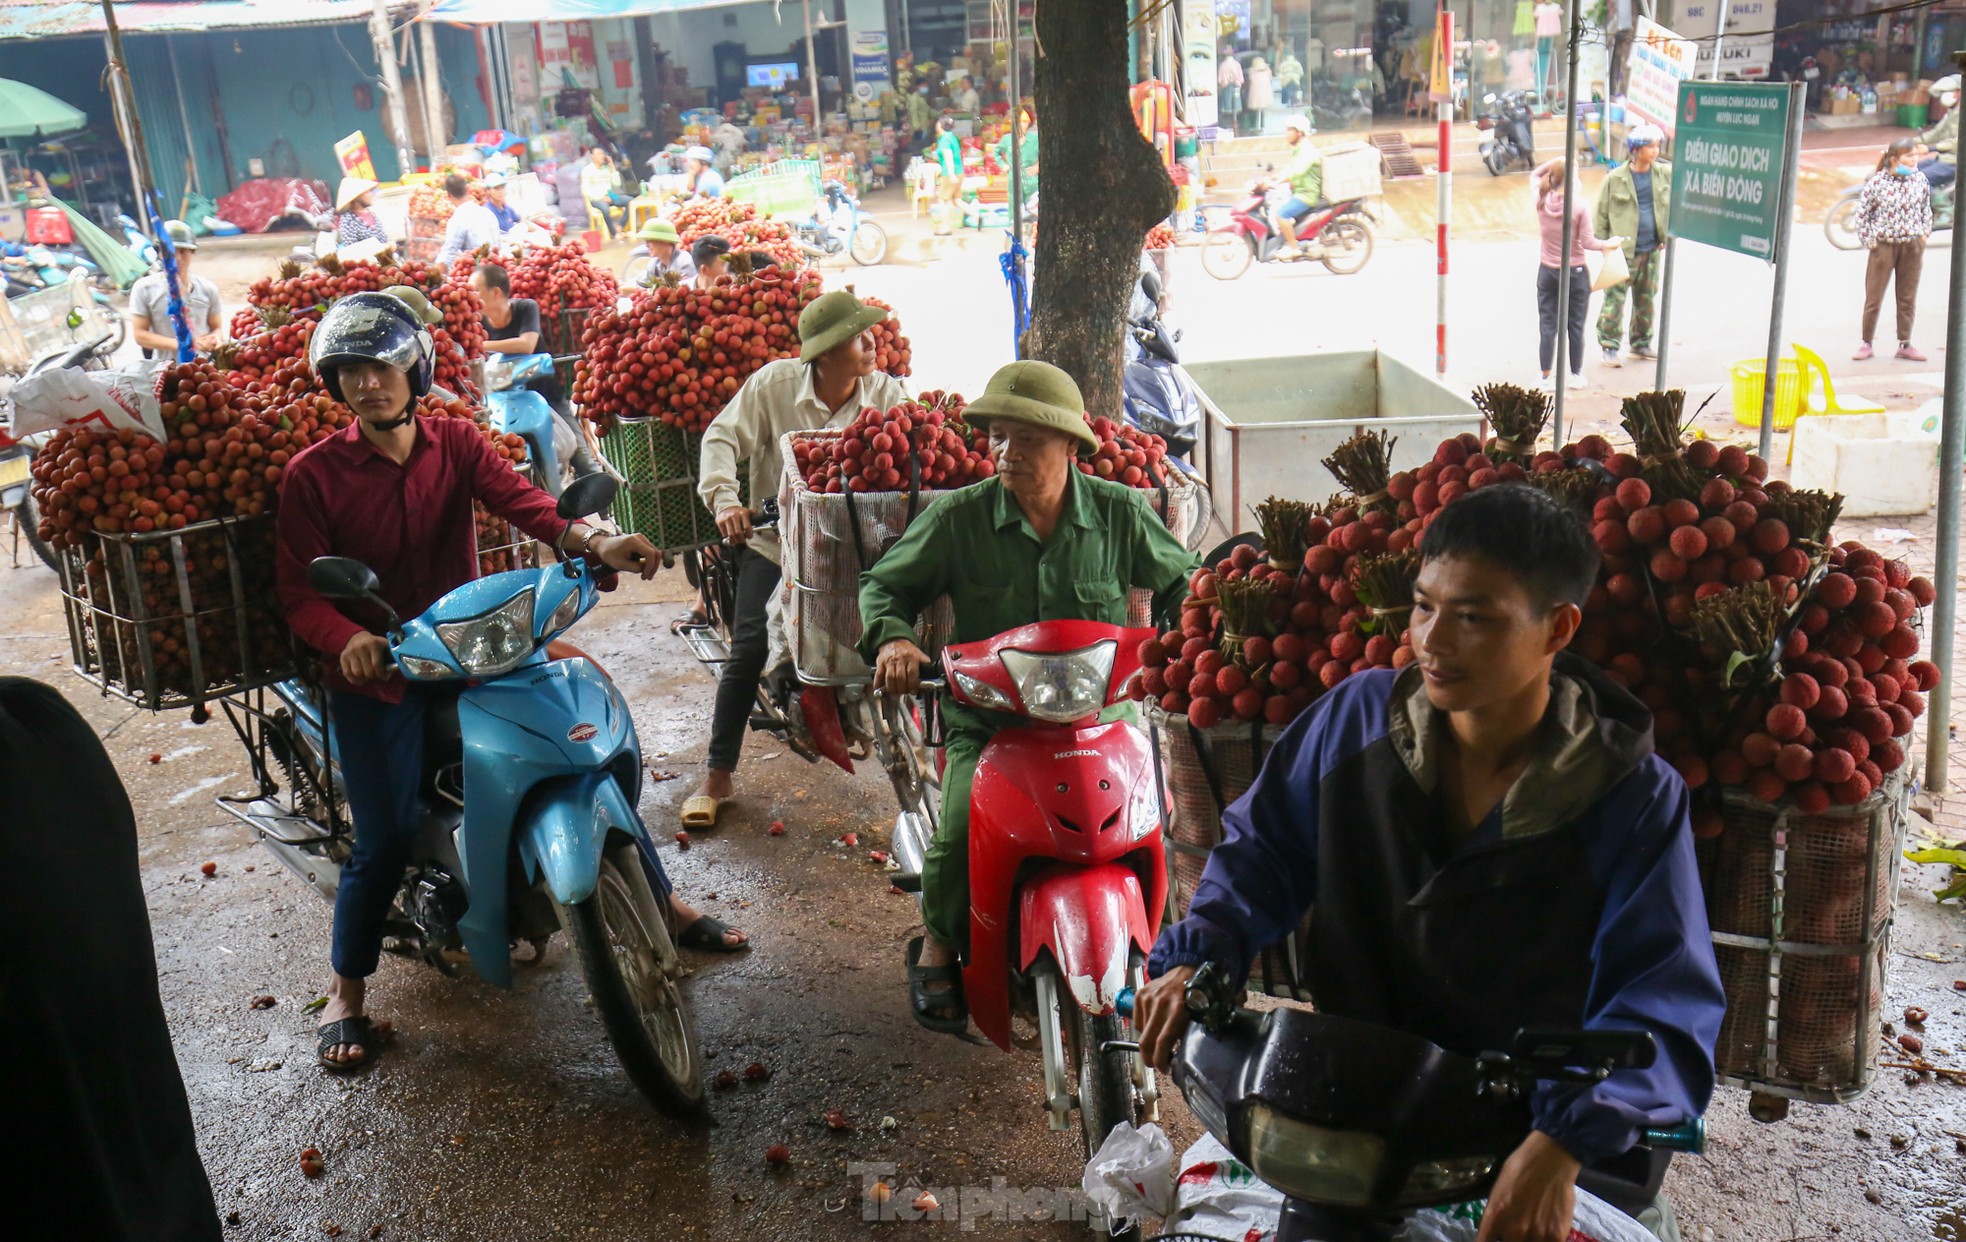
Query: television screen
[[747, 62, 800, 88]]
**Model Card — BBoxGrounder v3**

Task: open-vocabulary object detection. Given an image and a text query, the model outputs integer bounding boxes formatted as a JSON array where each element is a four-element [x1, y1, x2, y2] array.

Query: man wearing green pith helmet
[[857, 359, 1196, 1036]]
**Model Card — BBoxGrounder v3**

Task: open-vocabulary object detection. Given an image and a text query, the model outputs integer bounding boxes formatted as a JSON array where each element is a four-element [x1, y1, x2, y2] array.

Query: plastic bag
[[1081, 1121, 1175, 1229], [7, 363, 166, 443], [1401, 1187, 1657, 1241], [1591, 243, 1630, 291], [1164, 1133, 1284, 1241]]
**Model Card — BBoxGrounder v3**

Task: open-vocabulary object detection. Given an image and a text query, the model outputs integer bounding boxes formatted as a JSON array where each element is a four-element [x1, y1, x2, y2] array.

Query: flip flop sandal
[[679, 795, 721, 830], [905, 935, 969, 1036], [669, 608, 709, 635], [677, 914, 750, 953], [317, 1016, 380, 1073]]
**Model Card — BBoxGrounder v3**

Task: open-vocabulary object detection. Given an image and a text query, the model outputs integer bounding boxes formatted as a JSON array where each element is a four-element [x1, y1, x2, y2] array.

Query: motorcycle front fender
[[516, 769, 640, 908], [1018, 861, 1152, 1017], [486, 388, 561, 491]]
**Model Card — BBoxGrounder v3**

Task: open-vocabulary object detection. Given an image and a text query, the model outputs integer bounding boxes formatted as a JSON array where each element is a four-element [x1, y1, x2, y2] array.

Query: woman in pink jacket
[[1533, 159, 1620, 389]]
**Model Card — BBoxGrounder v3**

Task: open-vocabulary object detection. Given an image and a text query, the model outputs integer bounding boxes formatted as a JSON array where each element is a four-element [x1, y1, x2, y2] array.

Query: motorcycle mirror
[[308, 556, 383, 602], [1485, 92, 1497, 104], [1174, 328, 1184, 342], [556, 470, 619, 521]]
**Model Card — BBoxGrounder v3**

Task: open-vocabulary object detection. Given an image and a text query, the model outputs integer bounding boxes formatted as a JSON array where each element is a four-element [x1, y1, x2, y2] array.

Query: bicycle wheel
[[620, 254, 655, 288], [1823, 196, 1863, 251], [850, 219, 888, 265], [1200, 229, 1252, 281]]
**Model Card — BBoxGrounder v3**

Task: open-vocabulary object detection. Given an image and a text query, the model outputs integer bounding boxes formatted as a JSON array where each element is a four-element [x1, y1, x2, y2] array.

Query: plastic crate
[[724, 159, 822, 219], [596, 416, 719, 554], [1731, 357, 1806, 430], [1699, 773, 1909, 1104], [56, 515, 294, 713]]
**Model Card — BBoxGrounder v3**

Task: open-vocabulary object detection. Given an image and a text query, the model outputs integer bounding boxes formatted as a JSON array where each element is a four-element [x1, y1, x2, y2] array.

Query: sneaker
[[1600, 349, 1622, 368], [1853, 342, 1874, 361], [1568, 371, 1588, 390], [1897, 342, 1928, 361], [1538, 371, 1555, 389], [1630, 344, 1657, 361]]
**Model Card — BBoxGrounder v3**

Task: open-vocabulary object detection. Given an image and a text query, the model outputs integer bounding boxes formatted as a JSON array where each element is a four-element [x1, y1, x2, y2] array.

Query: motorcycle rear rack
[[215, 685, 352, 846]]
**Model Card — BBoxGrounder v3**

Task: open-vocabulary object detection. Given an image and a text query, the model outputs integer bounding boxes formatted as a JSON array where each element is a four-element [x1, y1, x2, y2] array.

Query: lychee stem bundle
[[1473, 382, 1551, 466], [1619, 389, 1704, 503], [1321, 430, 1399, 516], [1353, 550, 1420, 635], [1255, 496, 1314, 570]]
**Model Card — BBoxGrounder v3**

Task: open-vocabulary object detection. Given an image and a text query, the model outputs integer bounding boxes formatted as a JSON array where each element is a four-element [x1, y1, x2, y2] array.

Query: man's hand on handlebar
[[594, 532, 661, 579], [1134, 964, 1197, 1071], [339, 632, 392, 685], [716, 505, 753, 544], [874, 638, 932, 696]]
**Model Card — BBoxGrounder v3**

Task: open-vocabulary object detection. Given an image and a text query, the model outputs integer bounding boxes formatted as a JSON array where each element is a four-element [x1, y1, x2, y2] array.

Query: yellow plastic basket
[[1731, 358, 1806, 430]]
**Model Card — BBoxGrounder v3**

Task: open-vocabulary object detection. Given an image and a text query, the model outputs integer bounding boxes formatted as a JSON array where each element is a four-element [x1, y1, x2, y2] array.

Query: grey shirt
[[129, 272, 222, 342]]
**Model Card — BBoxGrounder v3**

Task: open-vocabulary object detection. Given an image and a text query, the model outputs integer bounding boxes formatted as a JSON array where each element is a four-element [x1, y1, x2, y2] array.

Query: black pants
[[1537, 263, 1589, 375], [707, 546, 782, 772]]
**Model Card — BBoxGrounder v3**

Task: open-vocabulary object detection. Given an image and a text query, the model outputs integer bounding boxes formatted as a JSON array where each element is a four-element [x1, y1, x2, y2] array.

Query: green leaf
[[1723, 650, 1755, 688], [302, 996, 329, 1014], [1906, 847, 1966, 868], [1935, 878, 1966, 903]]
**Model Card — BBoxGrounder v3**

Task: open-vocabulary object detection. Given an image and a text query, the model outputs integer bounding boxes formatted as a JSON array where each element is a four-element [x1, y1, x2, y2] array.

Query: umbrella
[[0, 79, 87, 139]]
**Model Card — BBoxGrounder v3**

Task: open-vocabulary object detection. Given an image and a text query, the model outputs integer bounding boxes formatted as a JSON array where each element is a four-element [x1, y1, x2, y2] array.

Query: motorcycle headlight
[[1245, 1103, 1385, 1208], [998, 640, 1116, 724], [436, 592, 536, 676], [542, 587, 581, 639], [1399, 1156, 1495, 1204], [953, 668, 1014, 713], [397, 654, 455, 680]]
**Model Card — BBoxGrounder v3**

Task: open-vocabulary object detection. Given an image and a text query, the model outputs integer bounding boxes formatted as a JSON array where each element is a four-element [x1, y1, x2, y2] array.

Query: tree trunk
[[1027, 0, 1175, 419]]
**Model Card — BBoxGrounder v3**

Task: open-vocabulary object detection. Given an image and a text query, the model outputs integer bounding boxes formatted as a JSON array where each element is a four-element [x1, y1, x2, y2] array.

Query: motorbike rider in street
[[858, 360, 1195, 1032], [1919, 76, 1961, 188], [1134, 485, 1724, 1242], [1270, 115, 1324, 259], [687, 291, 910, 830], [275, 291, 737, 1072]]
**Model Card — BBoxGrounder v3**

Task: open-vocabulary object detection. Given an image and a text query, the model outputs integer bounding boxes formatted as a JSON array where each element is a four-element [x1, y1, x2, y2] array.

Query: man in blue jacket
[[1135, 484, 1724, 1242]]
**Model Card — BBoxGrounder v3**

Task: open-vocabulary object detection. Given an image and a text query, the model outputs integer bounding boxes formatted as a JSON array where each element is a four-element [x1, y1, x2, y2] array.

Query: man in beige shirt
[[686, 290, 909, 828]]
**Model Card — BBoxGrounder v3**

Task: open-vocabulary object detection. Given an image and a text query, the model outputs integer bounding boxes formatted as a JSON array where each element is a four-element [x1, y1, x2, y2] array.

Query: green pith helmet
[[959, 359, 1097, 452], [797, 290, 888, 362], [379, 284, 444, 326], [637, 217, 680, 243], [163, 219, 197, 252]]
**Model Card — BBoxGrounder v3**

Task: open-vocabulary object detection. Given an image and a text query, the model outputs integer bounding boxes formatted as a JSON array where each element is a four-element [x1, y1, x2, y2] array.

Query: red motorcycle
[[886, 621, 1167, 1182], [1200, 177, 1376, 280]]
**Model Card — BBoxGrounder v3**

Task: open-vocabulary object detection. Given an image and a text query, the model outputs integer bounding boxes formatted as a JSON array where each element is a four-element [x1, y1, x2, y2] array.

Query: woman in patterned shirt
[[333, 178, 390, 249], [1853, 138, 1933, 361]]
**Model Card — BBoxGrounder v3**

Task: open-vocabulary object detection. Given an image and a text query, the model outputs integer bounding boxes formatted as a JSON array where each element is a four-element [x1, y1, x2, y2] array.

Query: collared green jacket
[[1593, 160, 1672, 259]]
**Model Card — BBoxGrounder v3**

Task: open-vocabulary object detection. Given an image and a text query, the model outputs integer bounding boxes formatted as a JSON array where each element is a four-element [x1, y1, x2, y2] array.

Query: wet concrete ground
[[5, 546, 1964, 1241]]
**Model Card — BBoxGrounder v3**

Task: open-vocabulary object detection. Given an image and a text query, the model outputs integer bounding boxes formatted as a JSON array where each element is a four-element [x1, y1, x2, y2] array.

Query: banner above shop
[[425, 0, 761, 21], [1625, 17, 1700, 137]]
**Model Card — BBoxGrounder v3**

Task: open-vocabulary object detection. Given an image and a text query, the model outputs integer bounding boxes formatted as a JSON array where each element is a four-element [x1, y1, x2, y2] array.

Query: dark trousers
[[327, 687, 433, 979], [1863, 237, 1926, 343], [1537, 263, 1589, 375], [707, 547, 782, 772], [1921, 158, 1955, 189]]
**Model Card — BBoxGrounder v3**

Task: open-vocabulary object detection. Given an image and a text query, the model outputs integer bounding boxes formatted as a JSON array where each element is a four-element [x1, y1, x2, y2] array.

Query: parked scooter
[[1123, 266, 1202, 460], [479, 352, 596, 497], [1119, 964, 1705, 1241], [792, 179, 889, 266], [2, 335, 108, 569], [216, 473, 706, 1116], [886, 622, 1166, 1216], [1826, 177, 1954, 249], [1478, 90, 1537, 175], [1201, 173, 1376, 280]]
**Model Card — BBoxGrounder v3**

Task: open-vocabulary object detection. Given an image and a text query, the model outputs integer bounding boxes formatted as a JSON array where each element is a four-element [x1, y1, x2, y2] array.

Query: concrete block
[[1790, 412, 1939, 517]]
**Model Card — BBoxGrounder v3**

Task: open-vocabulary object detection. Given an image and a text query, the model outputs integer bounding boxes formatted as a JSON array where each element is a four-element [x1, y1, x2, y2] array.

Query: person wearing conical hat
[[857, 360, 1197, 1035], [334, 177, 388, 248]]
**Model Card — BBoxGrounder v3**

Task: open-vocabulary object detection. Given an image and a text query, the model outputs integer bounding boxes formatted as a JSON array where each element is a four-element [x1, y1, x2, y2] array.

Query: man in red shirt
[[276, 292, 744, 1073]]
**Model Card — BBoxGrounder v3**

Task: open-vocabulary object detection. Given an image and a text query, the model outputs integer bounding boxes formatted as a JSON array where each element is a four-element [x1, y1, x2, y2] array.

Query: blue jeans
[[1280, 196, 1317, 222], [328, 688, 435, 979], [1921, 158, 1955, 189]]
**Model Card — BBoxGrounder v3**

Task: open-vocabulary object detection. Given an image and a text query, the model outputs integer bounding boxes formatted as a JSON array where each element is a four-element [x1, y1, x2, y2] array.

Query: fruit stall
[[21, 247, 521, 715], [1136, 382, 1931, 1113]]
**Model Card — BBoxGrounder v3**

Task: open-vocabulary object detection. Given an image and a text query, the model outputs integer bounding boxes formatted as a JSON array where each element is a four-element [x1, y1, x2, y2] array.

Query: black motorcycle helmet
[[308, 289, 435, 407]]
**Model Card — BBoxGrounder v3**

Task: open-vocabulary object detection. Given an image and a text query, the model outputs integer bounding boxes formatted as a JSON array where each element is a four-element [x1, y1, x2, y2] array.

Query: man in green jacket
[[857, 361, 1195, 1034], [1918, 74, 1960, 188], [1593, 122, 1670, 366], [991, 110, 1040, 200]]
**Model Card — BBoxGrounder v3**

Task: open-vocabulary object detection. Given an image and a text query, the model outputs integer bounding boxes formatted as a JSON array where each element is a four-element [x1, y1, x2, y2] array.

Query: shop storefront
[[1208, 0, 1564, 136]]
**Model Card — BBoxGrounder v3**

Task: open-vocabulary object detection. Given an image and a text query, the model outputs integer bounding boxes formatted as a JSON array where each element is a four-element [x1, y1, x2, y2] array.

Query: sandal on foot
[[680, 795, 721, 830], [317, 1016, 379, 1073], [677, 914, 750, 953], [669, 609, 709, 635], [905, 935, 969, 1035]]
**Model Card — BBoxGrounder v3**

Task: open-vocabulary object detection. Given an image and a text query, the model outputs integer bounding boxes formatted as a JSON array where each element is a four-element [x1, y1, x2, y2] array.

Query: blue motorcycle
[[481, 351, 579, 496], [791, 179, 888, 266], [217, 474, 705, 1116]]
